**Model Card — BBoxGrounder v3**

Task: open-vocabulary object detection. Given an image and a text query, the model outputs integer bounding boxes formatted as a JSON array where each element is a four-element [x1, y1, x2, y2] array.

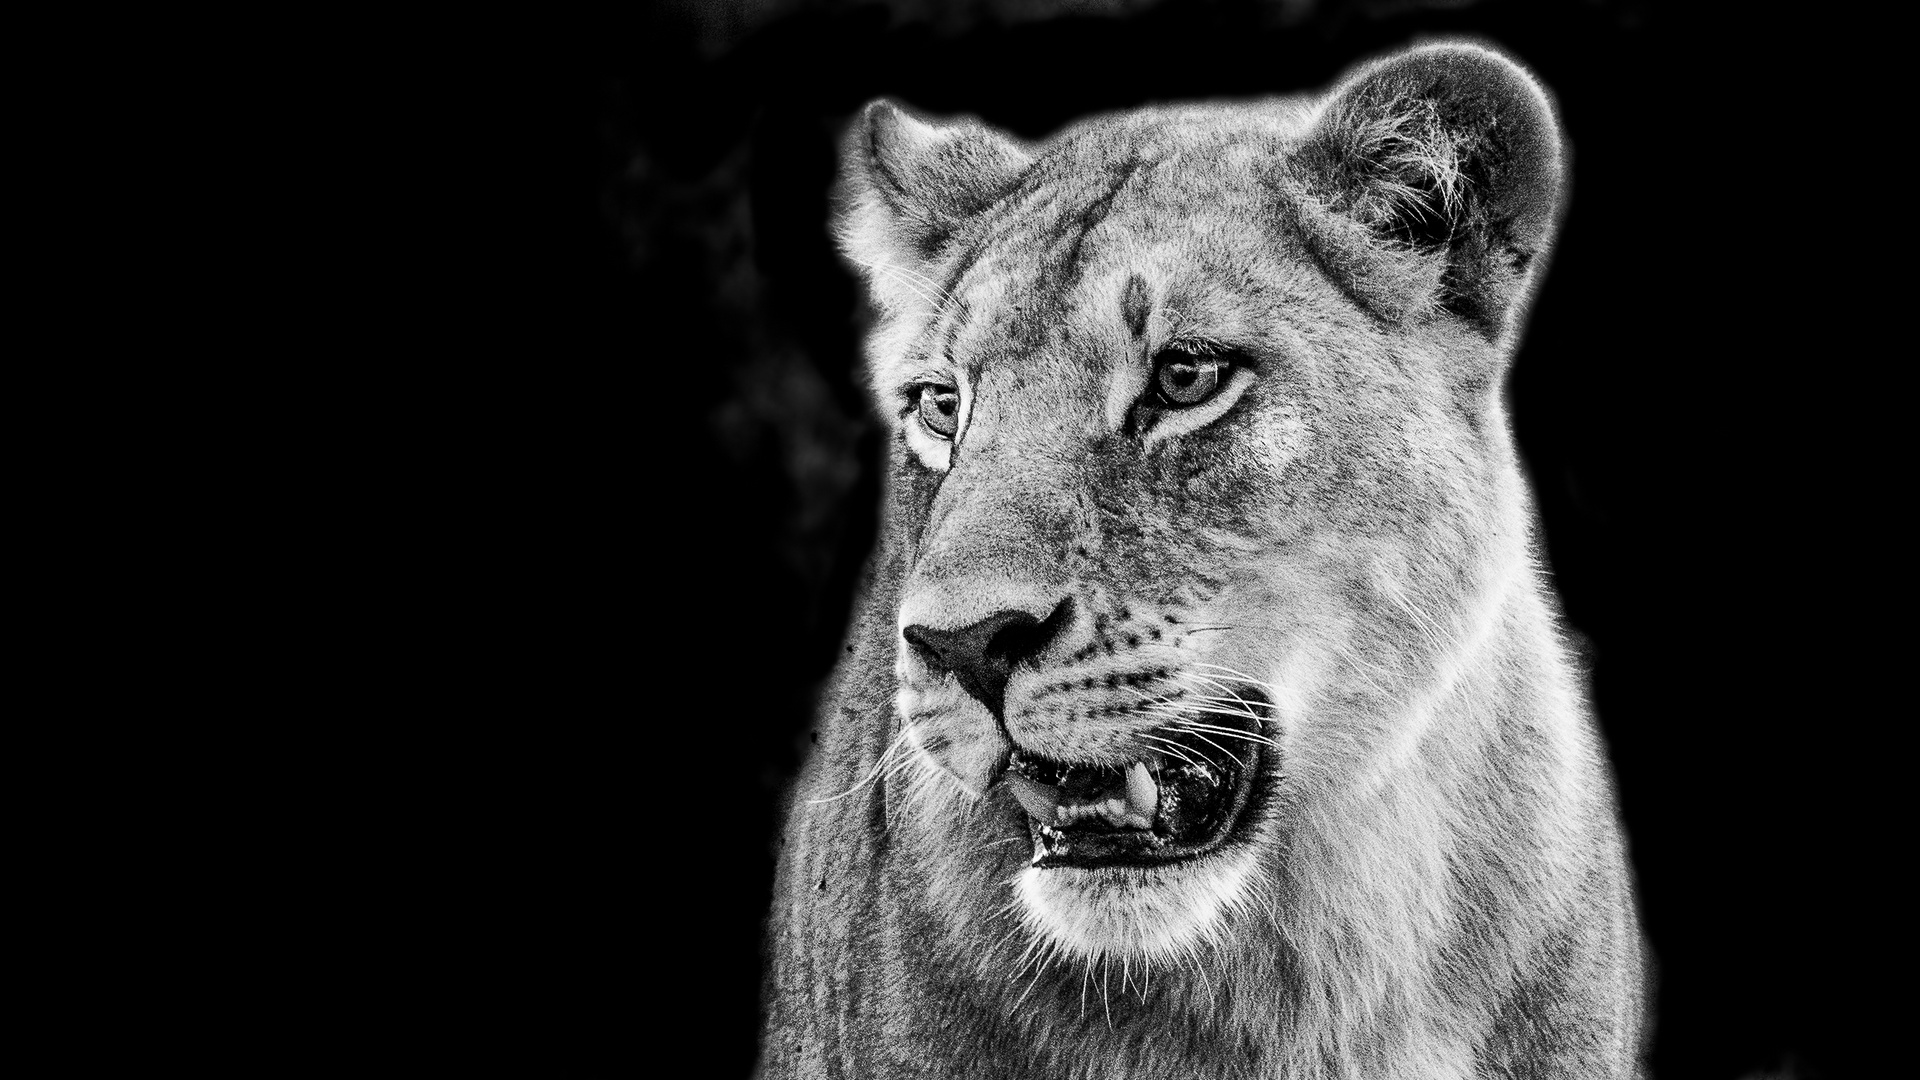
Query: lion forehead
[[947, 121, 1309, 292]]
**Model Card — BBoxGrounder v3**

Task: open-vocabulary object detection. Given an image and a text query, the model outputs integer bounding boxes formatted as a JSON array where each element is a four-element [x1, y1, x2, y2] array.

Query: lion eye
[[1152, 348, 1225, 407], [916, 385, 960, 439]]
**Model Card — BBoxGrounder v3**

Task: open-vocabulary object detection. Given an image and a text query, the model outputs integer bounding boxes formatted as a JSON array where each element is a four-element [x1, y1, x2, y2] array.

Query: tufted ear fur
[[835, 101, 1031, 312], [1291, 42, 1565, 335]]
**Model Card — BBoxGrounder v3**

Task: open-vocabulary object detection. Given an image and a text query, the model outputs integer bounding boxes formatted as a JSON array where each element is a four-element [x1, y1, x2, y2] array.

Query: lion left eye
[[1152, 348, 1226, 407], [916, 384, 961, 439]]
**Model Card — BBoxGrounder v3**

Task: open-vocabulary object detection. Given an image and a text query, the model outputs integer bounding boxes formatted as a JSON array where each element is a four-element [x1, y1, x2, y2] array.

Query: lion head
[[831, 42, 1565, 988]]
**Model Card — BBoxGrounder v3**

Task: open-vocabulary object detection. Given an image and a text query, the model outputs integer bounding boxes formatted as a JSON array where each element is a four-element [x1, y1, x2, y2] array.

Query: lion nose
[[903, 599, 1071, 719]]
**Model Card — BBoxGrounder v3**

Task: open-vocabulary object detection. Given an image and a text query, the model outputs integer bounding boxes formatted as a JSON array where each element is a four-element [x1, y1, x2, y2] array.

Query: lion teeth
[[1008, 759, 1161, 830], [1123, 761, 1157, 825]]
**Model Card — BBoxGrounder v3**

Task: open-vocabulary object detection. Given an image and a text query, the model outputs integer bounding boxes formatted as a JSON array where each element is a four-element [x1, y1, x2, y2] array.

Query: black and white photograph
[[403, 1, 1879, 1076]]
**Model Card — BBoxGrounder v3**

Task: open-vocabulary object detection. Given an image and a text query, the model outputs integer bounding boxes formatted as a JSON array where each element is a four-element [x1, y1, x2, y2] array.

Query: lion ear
[[836, 101, 1030, 310], [1292, 42, 1565, 334]]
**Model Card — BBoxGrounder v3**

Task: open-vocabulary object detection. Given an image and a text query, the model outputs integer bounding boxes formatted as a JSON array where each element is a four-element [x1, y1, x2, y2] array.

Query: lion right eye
[[1151, 347, 1228, 407], [915, 385, 960, 439]]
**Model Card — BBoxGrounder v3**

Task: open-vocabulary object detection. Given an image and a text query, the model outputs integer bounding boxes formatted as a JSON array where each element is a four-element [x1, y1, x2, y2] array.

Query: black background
[[391, 1, 1878, 1076]]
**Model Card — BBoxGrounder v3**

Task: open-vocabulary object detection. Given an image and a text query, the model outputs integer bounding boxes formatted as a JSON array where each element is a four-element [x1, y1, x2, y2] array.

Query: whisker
[[1152, 668, 1259, 711], [1181, 729, 1237, 766], [1185, 660, 1282, 689], [1138, 733, 1208, 770], [1170, 715, 1274, 736], [1176, 622, 1286, 635], [1167, 688, 1277, 707], [865, 260, 949, 311], [1168, 705, 1278, 732], [1167, 670, 1260, 706], [990, 896, 1026, 922], [857, 257, 967, 323], [1170, 720, 1281, 749], [1170, 674, 1289, 739], [1136, 706, 1270, 744], [1165, 706, 1268, 731], [1141, 723, 1234, 768], [1173, 673, 1279, 710], [1143, 699, 1266, 722], [805, 724, 917, 804], [1014, 941, 1052, 1010]]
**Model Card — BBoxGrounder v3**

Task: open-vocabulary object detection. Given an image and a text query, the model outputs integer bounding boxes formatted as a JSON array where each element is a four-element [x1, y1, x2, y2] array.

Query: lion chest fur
[[760, 42, 1646, 1079]]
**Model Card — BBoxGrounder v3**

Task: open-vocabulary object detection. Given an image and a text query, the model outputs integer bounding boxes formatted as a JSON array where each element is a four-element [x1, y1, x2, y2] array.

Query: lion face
[[881, 204, 1309, 960], [839, 47, 1559, 967], [875, 194, 1502, 963]]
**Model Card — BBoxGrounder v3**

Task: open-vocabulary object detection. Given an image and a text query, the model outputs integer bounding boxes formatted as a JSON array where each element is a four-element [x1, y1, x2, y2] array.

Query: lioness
[[759, 41, 1647, 1078]]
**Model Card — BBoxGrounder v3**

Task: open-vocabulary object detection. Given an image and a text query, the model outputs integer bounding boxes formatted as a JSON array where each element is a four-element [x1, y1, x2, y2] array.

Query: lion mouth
[[1000, 716, 1263, 870]]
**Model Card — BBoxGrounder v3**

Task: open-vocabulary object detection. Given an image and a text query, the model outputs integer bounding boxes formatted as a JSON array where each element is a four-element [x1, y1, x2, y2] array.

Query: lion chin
[[1014, 850, 1259, 963]]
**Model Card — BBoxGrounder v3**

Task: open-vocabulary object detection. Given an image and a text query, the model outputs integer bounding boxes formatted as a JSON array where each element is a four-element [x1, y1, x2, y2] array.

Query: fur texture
[[761, 41, 1646, 1079]]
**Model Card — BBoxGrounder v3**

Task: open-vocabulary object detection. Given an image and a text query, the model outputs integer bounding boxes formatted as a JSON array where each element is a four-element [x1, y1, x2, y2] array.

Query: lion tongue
[[1006, 773, 1061, 819], [1007, 762, 1158, 829]]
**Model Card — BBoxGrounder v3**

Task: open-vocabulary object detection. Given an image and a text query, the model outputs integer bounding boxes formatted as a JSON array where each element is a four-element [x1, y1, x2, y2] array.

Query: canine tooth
[[1124, 761, 1158, 823]]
